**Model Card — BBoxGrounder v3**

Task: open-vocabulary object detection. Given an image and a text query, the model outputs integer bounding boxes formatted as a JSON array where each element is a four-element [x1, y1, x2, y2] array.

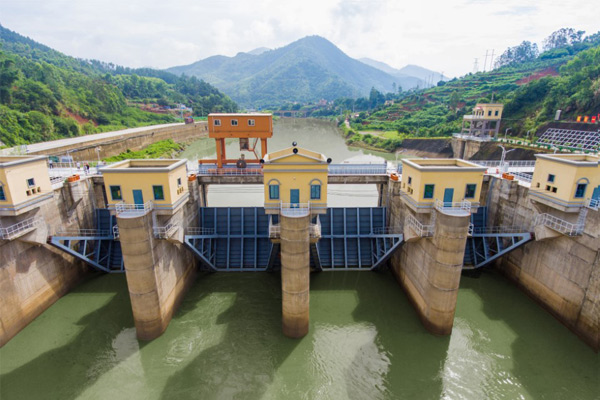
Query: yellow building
[[263, 146, 328, 214], [399, 158, 486, 213], [101, 159, 189, 215], [461, 103, 504, 137], [529, 154, 600, 212], [0, 155, 53, 216]]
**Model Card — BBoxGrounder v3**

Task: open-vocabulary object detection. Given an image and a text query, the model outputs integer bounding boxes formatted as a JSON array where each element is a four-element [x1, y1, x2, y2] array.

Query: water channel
[[1, 119, 598, 399]]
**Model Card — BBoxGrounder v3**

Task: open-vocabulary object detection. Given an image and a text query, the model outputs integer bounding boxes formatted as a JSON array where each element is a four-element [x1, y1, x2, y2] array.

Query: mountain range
[[167, 36, 439, 108], [359, 58, 448, 84]]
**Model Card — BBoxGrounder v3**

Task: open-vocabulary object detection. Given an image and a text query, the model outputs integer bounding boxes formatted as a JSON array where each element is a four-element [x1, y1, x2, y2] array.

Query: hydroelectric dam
[[0, 116, 598, 399]]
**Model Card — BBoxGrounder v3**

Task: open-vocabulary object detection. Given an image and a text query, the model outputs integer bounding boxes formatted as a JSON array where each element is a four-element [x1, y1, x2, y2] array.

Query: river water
[[1, 119, 598, 399], [180, 118, 398, 207]]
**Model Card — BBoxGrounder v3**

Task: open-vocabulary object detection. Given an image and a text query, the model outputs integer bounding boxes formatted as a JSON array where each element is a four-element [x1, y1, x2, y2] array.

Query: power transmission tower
[[473, 58, 479, 73], [483, 50, 489, 72], [489, 49, 495, 70]]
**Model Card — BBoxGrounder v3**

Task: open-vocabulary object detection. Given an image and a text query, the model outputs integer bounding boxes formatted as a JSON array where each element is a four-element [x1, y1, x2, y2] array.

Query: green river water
[[1, 119, 598, 399]]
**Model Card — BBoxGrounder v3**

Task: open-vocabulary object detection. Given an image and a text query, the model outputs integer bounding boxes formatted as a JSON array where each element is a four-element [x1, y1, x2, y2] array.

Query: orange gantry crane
[[200, 113, 273, 168]]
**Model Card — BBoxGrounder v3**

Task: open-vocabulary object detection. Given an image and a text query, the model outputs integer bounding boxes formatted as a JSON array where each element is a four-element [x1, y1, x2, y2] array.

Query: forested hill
[[347, 29, 600, 149], [167, 36, 420, 108], [0, 25, 237, 147]]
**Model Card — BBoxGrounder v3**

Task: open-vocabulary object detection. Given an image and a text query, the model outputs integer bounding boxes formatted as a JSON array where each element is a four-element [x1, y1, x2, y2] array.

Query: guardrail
[[185, 227, 216, 235], [50, 176, 65, 186], [405, 214, 434, 237], [280, 202, 311, 217], [269, 217, 321, 238], [195, 163, 395, 176], [586, 198, 599, 210], [434, 199, 472, 215], [511, 171, 533, 183], [453, 133, 494, 142], [328, 163, 388, 175], [0, 217, 43, 240], [115, 201, 153, 216], [197, 165, 264, 176], [535, 213, 583, 236], [472, 160, 536, 168], [56, 228, 111, 237], [154, 223, 178, 239], [472, 226, 529, 234]]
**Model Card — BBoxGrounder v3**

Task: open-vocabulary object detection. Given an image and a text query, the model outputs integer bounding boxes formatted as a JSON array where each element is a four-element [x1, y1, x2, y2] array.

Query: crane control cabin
[[200, 113, 273, 168]]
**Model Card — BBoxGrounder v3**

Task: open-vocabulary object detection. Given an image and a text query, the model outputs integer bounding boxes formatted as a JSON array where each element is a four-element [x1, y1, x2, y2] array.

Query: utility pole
[[473, 58, 479, 73], [489, 49, 495, 70]]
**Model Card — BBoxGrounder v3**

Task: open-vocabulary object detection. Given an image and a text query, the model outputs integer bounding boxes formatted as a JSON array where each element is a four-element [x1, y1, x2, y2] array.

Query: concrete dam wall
[[387, 176, 599, 351], [484, 177, 600, 350], [28, 122, 208, 161], [0, 178, 102, 346]]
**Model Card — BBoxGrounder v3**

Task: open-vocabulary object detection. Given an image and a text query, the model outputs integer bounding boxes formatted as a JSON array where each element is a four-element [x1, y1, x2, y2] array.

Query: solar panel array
[[536, 128, 600, 151]]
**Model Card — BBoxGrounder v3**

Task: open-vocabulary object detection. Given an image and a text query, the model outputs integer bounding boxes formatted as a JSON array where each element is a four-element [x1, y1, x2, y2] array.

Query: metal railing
[[585, 198, 599, 210], [473, 160, 536, 168], [405, 214, 434, 237], [0, 217, 43, 240], [268, 220, 280, 238], [115, 201, 153, 216], [328, 163, 388, 175], [310, 217, 321, 238], [471, 226, 529, 234], [280, 202, 311, 217], [56, 228, 111, 237], [535, 213, 584, 236], [268, 217, 322, 238], [185, 227, 216, 235], [511, 171, 533, 183], [197, 165, 263, 176], [372, 226, 405, 235], [453, 133, 494, 142], [50, 176, 65, 186], [154, 223, 178, 239], [434, 199, 472, 215]]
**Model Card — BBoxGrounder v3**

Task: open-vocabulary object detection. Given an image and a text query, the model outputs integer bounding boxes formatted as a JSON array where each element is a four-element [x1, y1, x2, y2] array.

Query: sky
[[0, 0, 597, 78]]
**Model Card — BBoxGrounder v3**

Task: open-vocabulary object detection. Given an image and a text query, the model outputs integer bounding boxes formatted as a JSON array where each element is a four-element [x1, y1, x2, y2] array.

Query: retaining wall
[[0, 178, 102, 346], [483, 176, 600, 351], [29, 122, 208, 161]]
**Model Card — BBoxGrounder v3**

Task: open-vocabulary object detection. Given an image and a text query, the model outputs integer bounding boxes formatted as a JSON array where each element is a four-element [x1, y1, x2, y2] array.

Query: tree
[[542, 28, 585, 51], [495, 41, 539, 67], [368, 87, 385, 109], [448, 91, 461, 110], [0, 57, 19, 104]]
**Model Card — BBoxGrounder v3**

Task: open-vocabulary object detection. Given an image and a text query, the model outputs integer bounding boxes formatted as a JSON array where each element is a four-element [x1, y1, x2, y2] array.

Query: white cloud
[[0, 0, 597, 77]]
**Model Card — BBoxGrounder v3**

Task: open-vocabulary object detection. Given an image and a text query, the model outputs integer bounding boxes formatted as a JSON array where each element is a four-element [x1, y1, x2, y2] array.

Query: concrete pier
[[280, 214, 311, 338], [118, 206, 197, 341], [393, 210, 470, 335]]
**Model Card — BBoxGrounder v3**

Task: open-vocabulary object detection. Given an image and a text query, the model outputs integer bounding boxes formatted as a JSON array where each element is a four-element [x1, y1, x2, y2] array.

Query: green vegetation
[[103, 139, 184, 162], [339, 28, 600, 152], [0, 25, 237, 147]]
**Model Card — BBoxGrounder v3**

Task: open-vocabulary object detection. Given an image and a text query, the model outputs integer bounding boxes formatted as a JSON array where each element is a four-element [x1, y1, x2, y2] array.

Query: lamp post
[[95, 147, 102, 174], [504, 128, 511, 141], [66, 149, 73, 176], [498, 145, 516, 173]]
